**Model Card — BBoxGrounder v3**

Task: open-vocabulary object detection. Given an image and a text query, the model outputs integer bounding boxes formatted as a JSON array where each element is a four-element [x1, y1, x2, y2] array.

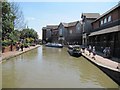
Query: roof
[[61, 21, 79, 28], [81, 13, 100, 19], [89, 25, 120, 36], [42, 27, 47, 30], [92, 3, 120, 23], [68, 21, 79, 27], [46, 25, 58, 30], [62, 23, 68, 27]]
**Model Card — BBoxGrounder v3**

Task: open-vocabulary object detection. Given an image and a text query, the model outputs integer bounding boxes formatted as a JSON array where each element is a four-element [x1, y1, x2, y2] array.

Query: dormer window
[[104, 18, 107, 24], [100, 20, 103, 25], [108, 15, 111, 22]]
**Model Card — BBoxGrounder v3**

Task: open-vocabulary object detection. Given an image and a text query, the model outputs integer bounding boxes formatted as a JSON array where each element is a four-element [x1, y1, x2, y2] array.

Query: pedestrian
[[88, 45, 92, 56], [82, 45, 85, 53], [107, 47, 111, 58], [92, 46, 96, 60], [16, 42, 20, 51], [20, 43, 24, 51], [103, 47, 107, 57]]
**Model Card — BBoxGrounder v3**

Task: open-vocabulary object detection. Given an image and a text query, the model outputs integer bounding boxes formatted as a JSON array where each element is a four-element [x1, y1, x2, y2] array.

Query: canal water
[[2, 46, 119, 88]]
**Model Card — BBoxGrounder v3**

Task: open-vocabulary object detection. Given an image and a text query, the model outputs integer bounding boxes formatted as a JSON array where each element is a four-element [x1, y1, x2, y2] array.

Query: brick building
[[42, 25, 58, 43], [81, 13, 100, 46], [58, 21, 82, 45], [47, 25, 59, 43], [42, 27, 47, 44], [89, 3, 120, 59]]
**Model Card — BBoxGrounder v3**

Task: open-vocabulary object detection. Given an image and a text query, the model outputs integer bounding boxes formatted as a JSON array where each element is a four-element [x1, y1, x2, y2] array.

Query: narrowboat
[[67, 45, 82, 57]]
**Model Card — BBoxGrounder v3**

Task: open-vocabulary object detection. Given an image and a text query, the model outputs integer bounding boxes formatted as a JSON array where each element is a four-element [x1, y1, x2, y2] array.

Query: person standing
[[16, 42, 20, 51], [107, 47, 111, 58], [92, 46, 96, 60], [88, 45, 92, 56], [103, 47, 107, 57], [20, 43, 24, 51]]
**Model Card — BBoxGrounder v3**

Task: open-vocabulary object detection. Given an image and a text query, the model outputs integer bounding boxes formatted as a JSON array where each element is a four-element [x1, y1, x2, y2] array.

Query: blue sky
[[17, 2, 119, 39]]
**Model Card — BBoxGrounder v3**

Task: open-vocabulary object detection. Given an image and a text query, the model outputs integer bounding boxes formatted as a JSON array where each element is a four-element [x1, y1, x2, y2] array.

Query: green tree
[[2, 1, 15, 40], [19, 28, 38, 44]]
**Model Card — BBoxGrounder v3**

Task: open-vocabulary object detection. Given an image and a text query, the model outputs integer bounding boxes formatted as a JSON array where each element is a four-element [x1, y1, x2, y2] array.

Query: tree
[[10, 2, 26, 30], [2, 1, 15, 40], [19, 28, 38, 44]]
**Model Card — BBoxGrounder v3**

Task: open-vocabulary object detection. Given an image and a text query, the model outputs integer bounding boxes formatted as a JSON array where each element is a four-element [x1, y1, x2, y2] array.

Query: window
[[100, 20, 103, 25], [104, 18, 107, 23], [108, 16, 111, 22], [59, 29, 62, 35], [70, 30, 72, 34], [76, 26, 80, 33]]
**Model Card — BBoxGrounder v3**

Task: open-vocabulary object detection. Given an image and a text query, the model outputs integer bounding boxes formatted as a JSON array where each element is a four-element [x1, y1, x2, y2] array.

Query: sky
[[9, 1, 119, 39]]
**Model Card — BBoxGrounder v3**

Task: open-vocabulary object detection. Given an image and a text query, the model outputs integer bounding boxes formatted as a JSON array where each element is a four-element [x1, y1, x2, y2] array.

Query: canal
[[2, 46, 119, 88]]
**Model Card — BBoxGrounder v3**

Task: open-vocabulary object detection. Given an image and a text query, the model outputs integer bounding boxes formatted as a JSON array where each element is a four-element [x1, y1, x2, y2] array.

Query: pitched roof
[[44, 25, 58, 30], [62, 23, 68, 27], [61, 21, 79, 28], [42, 27, 47, 30], [81, 13, 100, 19], [68, 21, 79, 27]]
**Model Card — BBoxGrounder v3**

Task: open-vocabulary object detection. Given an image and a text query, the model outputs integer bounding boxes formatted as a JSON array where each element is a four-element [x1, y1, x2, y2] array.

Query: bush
[[25, 38, 34, 43], [24, 43, 29, 48], [13, 40, 17, 45], [2, 40, 11, 46]]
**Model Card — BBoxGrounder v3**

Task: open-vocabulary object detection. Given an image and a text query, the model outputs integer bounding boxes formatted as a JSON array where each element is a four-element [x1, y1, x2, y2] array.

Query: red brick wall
[[92, 7, 119, 30], [112, 8, 119, 21]]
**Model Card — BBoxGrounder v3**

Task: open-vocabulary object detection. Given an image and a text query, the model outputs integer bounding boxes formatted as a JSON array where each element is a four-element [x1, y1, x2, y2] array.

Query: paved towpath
[[0, 45, 40, 63], [81, 48, 120, 72]]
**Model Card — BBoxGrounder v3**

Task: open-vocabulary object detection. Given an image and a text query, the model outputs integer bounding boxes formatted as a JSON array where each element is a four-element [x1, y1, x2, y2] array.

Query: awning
[[89, 25, 120, 36]]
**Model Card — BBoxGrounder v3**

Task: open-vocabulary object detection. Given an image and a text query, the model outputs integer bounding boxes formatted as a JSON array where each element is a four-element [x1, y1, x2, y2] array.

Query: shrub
[[2, 40, 11, 46], [24, 43, 29, 48]]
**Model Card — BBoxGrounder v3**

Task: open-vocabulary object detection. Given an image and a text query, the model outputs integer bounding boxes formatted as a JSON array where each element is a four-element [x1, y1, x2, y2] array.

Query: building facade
[[81, 13, 100, 46], [66, 21, 82, 45], [58, 21, 82, 45], [42, 27, 47, 44], [58, 23, 68, 45], [49, 25, 59, 43], [89, 3, 120, 59], [42, 25, 58, 43]]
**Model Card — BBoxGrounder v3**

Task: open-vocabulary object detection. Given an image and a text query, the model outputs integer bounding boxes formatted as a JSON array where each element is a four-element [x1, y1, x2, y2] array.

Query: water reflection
[[2, 46, 119, 88]]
